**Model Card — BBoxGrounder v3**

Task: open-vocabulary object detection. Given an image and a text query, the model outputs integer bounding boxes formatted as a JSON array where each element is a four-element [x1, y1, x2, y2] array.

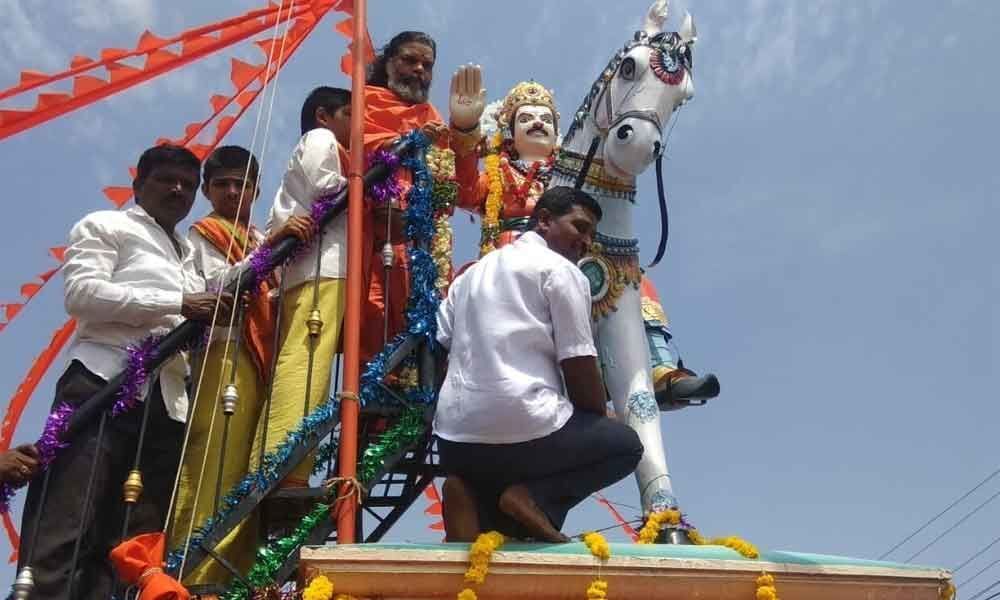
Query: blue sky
[[0, 0, 995, 591]]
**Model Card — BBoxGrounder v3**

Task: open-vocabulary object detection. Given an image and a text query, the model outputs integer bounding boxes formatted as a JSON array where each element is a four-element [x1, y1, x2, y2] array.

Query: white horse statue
[[549, 0, 698, 515]]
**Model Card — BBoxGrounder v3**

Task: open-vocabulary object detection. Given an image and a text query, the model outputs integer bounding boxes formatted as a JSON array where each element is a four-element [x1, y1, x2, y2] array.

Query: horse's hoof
[[656, 527, 695, 545], [656, 373, 720, 411]]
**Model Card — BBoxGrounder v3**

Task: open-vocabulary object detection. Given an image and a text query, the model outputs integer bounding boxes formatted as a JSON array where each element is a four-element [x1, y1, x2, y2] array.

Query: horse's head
[[567, 0, 697, 179]]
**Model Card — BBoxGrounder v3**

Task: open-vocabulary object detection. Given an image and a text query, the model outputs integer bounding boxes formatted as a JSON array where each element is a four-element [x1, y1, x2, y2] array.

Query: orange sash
[[191, 215, 275, 381]]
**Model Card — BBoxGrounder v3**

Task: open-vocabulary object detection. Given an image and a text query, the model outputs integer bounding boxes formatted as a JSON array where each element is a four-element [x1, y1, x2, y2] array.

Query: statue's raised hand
[[449, 64, 486, 131]]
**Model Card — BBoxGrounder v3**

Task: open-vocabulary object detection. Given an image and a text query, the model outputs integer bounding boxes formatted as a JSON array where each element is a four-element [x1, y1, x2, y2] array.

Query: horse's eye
[[620, 57, 636, 80]]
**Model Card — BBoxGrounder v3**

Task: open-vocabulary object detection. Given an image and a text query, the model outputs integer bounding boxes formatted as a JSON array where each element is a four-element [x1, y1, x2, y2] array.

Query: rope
[[324, 476, 368, 505], [167, 0, 294, 578]]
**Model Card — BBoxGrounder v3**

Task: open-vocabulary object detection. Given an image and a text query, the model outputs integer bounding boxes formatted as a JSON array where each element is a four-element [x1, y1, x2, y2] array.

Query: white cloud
[[69, 0, 157, 34], [0, 0, 65, 81]]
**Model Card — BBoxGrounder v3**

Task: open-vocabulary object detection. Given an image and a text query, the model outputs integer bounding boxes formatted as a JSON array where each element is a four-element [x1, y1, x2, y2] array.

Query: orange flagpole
[[336, 0, 366, 544]]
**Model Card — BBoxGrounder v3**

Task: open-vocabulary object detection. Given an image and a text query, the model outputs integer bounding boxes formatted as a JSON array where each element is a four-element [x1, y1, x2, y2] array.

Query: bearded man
[[358, 31, 484, 364], [450, 75, 719, 411]]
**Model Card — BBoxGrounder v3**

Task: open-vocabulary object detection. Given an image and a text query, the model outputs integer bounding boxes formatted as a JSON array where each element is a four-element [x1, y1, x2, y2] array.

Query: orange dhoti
[[358, 85, 477, 364]]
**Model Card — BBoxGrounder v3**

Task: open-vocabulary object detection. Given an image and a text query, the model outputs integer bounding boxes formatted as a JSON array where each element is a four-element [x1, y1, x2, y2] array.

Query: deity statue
[[452, 77, 719, 412]]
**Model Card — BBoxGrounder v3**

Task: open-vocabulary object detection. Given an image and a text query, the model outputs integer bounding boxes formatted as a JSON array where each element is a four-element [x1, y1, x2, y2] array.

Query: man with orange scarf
[[359, 31, 484, 364], [170, 146, 312, 590]]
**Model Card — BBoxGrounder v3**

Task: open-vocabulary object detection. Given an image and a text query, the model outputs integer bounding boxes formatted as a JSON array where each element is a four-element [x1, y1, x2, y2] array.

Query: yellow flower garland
[[457, 530, 505, 600], [303, 575, 334, 600], [583, 531, 611, 599], [940, 580, 956, 600], [583, 531, 611, 561], [636, 509, 681, 544], [302, 574, 360, 600], [637, 510, 768, 596], [756, 572, 778, 600], [480, 132, 504, 257]]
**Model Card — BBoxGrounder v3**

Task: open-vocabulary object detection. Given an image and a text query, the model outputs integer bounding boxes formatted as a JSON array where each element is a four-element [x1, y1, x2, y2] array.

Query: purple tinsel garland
[[247, 244, 273, 289], [368, 148, 402, 204], [0, 145, 411, 516], [111, 335, 162, 417], [0, 402, 74, 512]]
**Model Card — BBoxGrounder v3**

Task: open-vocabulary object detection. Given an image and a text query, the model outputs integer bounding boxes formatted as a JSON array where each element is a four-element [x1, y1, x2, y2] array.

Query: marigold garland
[[754, 572, 777, 600], [583, 531, 611, 561], [464, 530, 505, 584], [456, 530, 505, 600], [583, 531, 611, 600], [939, 580, 956, 600], [636, 509, 681, 544], [480, 132, 504, 256], [457, 588, 478, 600], [637, 509, 769, 597], [302, 575, 333, 600]]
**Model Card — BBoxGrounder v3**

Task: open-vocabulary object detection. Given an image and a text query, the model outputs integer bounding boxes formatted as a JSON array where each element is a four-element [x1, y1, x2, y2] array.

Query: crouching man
[[434, 186, 643, 542]]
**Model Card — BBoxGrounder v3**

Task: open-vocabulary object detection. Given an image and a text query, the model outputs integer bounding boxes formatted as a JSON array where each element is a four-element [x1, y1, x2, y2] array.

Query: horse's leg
[[596, 286, 678, 513]]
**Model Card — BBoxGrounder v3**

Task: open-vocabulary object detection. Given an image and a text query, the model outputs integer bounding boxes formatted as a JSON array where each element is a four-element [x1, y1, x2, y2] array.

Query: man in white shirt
[[257, 87, 351, 487], [434, 186, 643, 543], [18, 145, 231, 600]]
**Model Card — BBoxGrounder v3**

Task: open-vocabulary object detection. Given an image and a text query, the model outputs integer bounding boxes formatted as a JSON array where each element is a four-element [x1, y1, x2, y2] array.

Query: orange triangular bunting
[[19, 70, 48, 87], [0, 109, 31, 126], [181, 35, 216, 56], [221, 19, 264, 42], [254, 37, 277, 59], [215, 115, 236, 140], [71, 55, 94, 68], [188, 144, 212, 160], [236, 90, 257, 108], [39, 268, 59, 282], [184, 122, 203, 141], [230, 59, 261, 89], [100, 48, 129, 61], [136, 30, 169, 52], [72, 75, 107, 96], [35, 93, 71, 110], [210, 94, 229, 113], [20, 284, 42, 300], [5, 305, 23, 321], [49, 247, 67, 262], [128, 166, 137, 179], [144, 49, 179, 69], [103, 186, 133, 207], [106, 62, 142, 84], [429, 521, 445, 531]]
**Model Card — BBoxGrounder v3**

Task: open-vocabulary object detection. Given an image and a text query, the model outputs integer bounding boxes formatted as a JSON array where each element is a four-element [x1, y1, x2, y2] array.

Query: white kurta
[[265, 127, 348, 291]]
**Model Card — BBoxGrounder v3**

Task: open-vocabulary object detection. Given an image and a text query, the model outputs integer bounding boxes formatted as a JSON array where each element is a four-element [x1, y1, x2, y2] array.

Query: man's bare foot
[[442, 476, 480, 542], [498, 484, 570, 543]]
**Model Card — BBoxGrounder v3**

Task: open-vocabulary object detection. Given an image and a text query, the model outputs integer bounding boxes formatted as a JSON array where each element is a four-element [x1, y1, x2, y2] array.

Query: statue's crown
[[497, 80, 559, 128]]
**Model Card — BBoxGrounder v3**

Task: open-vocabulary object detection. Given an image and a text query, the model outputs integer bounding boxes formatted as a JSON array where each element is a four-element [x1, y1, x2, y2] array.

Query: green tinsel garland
[[220, 406, 426, 600]]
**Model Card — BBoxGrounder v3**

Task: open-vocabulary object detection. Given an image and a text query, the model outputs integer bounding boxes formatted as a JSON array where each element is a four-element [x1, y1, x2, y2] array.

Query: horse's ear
[[643, 0, 669, 35], [679, 12, 698, 45]]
